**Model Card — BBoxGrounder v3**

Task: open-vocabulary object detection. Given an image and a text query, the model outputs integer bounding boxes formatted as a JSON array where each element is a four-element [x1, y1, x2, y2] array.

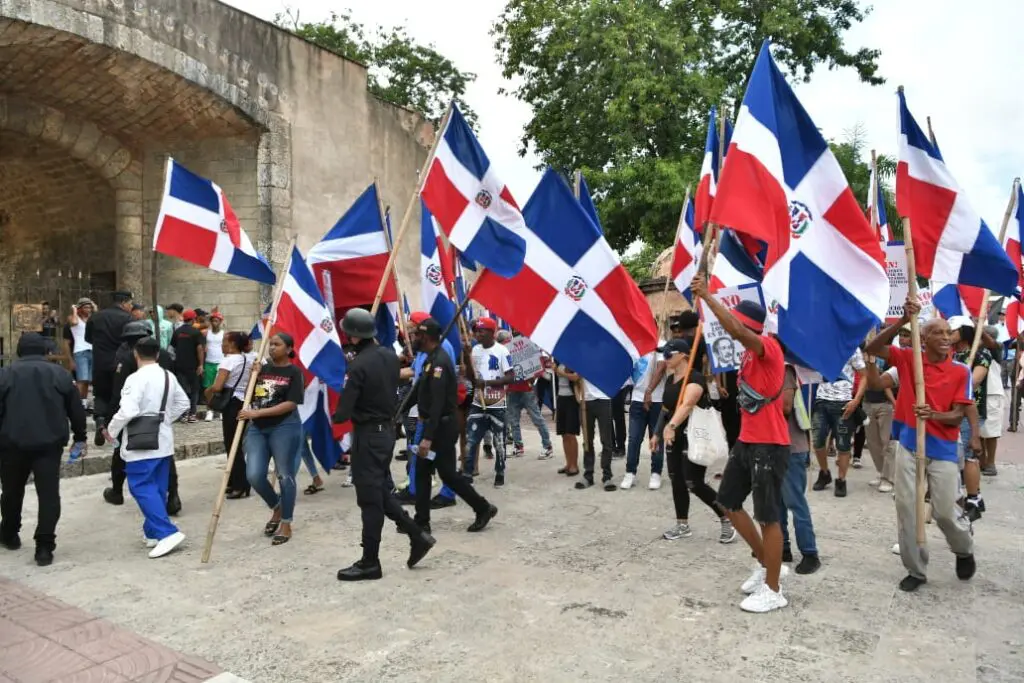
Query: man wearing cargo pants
[[865, 298, 976, 593]]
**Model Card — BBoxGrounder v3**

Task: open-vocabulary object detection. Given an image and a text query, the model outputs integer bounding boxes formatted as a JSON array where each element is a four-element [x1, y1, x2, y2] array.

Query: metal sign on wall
[[12, 303, 43, 332]]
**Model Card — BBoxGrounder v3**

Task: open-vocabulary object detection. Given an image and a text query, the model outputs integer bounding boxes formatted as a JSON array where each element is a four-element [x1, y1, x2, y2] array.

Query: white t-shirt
[[218, 352, 257, 401], [472, 343, 512, 408], [630, 343, 666, 403], [816, 349, 866, 403], [70, 320, 91, 353], [584, 380, 608, 402], [987, 361, 1005, 398], [556, 365, 575, 397], [205, 330, 225, 364]]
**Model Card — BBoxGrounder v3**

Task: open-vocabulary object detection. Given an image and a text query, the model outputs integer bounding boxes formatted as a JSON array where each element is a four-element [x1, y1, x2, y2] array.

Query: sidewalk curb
[[60, 440, 226, 479]]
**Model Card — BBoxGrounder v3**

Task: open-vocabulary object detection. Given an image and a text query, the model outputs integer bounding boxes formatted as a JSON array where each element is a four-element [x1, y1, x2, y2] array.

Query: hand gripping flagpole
[[370, 104, 454, 317], [201, 237, 296, 564], [965, 178, 1020, 367], [373, 178, 414, 358], [572, 170, 591, 453]]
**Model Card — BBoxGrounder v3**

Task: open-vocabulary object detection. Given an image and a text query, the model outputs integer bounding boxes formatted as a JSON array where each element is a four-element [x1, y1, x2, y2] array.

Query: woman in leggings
[[651, 338, 737, 543]]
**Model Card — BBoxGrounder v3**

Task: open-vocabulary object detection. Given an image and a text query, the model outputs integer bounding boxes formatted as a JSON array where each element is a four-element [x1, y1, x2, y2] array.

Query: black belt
[[354, 421, 390, 432]]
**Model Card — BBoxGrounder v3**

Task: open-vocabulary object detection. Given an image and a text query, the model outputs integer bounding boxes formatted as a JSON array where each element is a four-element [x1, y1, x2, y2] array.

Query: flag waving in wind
[[867, 165, 891, 242], [710, 228, 764, 294], [154, 159, 276, 284], [670, 196, 700, 302], [577, 173, 602, 231], [896, 91, 1017, 298], [420, 200, 462, 357], [710, 41, 888, 379], [420, 103, 529, 278], [694, 106, 733, 233], [1003, 184, 1024, 337]]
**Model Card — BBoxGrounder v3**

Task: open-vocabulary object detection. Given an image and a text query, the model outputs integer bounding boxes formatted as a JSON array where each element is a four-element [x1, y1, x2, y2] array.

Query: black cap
[[670, 310, 700, 330], [111, 290, 133, 303], [417, 317, 442, 340], [658, 338, 693, 358], [131, 303, 146, 311]]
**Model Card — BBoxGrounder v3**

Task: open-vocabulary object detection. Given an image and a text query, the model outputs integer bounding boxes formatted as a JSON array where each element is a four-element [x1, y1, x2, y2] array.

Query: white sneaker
[[648, 473, 662, 490], [740, 584, 789, 613], [741, 563, 789, 594], [144, 537, 158, 549], [620, 473, 636, 490], [878, 481, 893, 493], [868, 478, 881, 487], [342, 474, 353, 488], [205, 411, 214, 422], [148, 531, 186, 559], [891, 543, 900, 555]]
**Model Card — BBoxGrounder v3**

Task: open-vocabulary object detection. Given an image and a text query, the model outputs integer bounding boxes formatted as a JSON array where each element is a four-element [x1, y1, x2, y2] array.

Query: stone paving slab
[[3, 421, 1024, 682]]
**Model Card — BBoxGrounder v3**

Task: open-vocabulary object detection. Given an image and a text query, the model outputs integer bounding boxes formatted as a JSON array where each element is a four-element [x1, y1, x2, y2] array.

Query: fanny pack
[[736, 378, 783, 415]]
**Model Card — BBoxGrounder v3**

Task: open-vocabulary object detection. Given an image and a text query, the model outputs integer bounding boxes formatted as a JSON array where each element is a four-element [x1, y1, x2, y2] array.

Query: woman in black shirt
[[651, 338, 735, 544], [238, 333, 305, 545]]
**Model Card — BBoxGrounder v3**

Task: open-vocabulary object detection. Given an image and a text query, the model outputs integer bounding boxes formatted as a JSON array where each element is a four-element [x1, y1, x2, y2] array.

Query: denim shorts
[[812, 399, 853, 452], [73, 350, 93, 382]]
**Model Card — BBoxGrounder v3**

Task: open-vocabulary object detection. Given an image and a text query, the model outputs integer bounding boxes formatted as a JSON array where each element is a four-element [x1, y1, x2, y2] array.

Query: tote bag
[[686, 406, 729, 468]]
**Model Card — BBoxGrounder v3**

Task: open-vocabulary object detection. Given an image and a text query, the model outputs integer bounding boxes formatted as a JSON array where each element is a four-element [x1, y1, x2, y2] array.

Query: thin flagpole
[[572, 169, 591, 454], [659, 187, 692, 336], [373, 178, 413, 357], [869, 149, 880, 239]]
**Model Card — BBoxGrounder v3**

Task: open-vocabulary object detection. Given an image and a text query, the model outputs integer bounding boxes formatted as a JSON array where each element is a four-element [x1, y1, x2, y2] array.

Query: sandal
[[271, 533, 291, 546], [226, 489, 250, 500], [264, 520, 280, 536], [303, 484, 324, 495], [563, 469, 580, 477]]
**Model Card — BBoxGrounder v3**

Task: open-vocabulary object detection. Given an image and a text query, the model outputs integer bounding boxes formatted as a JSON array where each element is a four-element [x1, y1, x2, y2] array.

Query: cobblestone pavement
[[2, 418, 1023, 682]]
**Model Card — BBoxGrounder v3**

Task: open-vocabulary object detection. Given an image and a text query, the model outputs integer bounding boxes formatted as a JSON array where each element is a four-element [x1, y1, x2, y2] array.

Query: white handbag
[[686, 406, 729, 468]]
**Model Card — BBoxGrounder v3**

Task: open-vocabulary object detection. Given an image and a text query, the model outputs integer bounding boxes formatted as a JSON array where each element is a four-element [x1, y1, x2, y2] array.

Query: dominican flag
[[153, 159, 275, 284], [470, 169, 658, 396], [670, 195, 700, 302], [710, 228, 764, 293], [307, 185, 396, 309], [896, 91, 1017, 299], [577, 173, 602, 231], [932, 282, 983, 319], [420, 103, 529, 278], [297, 374, 344, 470], [709, 41, 888, 379], [867, 165, 891, 242], [1004, 185, 1024, 337], [420, 200, 462, 356], [694, 106, 734, 233]]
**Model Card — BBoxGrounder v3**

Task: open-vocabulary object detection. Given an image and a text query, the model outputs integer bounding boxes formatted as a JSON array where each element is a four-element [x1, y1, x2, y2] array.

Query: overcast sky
[[226, 0, 1024, 231]]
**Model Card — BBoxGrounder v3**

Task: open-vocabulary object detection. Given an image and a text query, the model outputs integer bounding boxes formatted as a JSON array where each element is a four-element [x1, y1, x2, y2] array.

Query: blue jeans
[[298, 438, 318, 479], [779, 451, 818, 556], [506, 391, 552, 449], [408, 421, 455, 499], [73, 350, 93, 382], [125, 457, 177, 541], [245, 416, 303, 523], [625, 401, 663, 475], [465, 406, 507, 475]]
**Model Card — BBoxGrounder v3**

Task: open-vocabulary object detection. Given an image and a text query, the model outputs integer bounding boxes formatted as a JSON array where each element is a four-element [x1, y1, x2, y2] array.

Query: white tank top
[[71, 320, 91, 352]]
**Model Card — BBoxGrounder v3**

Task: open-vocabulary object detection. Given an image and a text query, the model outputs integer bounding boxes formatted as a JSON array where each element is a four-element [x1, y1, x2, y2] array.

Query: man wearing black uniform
[[101, 322, 181, 515], [0, 333, 87, 566], [86, 291, 133, 445], [333, 308, 435, 582], [414, 318, 498, 534]]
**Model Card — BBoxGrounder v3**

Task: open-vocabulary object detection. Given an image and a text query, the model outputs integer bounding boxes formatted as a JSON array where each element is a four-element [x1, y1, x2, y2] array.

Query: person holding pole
[[864, 296, 976, 593]]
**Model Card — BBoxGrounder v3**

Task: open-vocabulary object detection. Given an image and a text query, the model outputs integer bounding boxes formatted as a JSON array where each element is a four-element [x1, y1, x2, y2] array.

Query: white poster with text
[[699, 283, 766, 374]]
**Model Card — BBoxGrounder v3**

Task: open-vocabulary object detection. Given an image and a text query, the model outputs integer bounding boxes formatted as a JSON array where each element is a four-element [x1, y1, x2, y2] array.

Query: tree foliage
[[830, 123, 900, 240], [278, 9, 477, 126], [493, 0, 883, 253], [621, 242, 668, 283]]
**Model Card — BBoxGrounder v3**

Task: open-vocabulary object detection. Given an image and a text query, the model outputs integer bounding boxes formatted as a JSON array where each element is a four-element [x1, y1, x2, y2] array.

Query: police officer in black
[[101, 321, 182, 516], [85, 291, 133, 446], [333, 308, 435, 581], [413, 317, 497, 533]]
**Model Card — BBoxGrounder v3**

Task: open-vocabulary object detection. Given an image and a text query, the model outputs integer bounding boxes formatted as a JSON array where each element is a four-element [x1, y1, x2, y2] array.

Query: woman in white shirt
[[105, 337, 191, 559], [204, 331, 257, 498]]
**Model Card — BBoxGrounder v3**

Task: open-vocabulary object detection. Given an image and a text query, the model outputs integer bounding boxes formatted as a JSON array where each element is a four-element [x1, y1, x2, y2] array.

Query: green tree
[[621, 242, 667, 283], [830, 123, 900, 239], [493, 0, 883, 251], [278, 9, 477, 126]]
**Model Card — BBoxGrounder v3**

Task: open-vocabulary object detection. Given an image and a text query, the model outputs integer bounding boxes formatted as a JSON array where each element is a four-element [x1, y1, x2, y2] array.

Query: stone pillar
[[115, 187, 145, 300]]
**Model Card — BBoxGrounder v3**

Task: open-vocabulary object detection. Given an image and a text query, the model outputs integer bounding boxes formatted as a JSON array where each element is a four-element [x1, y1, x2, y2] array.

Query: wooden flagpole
[[901, 214, 929, 546], [201, 237, 296, 564], [966, 178, 1020, 367], [373, 178, 413, 357], [572, 169, 591, 452], [674, 222, 720, 411], [370, 104, 454, 316]]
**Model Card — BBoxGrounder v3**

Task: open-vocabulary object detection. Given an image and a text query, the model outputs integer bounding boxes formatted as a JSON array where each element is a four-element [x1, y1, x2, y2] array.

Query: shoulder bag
[[124, 371, 169, 452], [210, 356, 248, 412]]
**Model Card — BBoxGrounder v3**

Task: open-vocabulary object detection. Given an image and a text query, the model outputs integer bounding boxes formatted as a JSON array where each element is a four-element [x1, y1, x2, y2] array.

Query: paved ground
[[2, 419, 1024, 682]]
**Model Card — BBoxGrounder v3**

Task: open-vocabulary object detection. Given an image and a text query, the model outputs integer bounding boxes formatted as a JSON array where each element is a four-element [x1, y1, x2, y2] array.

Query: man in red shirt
[[865, 296, 975, 592], [691, 277, 789, 614]]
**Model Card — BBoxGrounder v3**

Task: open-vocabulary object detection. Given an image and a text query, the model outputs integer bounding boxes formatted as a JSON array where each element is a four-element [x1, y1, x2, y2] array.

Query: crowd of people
[[0, 281, 1013, 613]]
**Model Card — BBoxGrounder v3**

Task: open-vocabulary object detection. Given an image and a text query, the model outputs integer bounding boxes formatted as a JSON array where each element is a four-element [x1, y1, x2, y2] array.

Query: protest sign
[[885, 241, 909, 323], [506, 335, 544, 381], [700, 283, 766, 374]]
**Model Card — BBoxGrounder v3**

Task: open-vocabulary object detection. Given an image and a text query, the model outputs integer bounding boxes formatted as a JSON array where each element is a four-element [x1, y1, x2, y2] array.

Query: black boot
[[0, 534, 21, 551], [166, 493, 182, 517], [103, 488, 124, 506], [337, 559, 383, 581], [467, 504, 498, 532], [407, 530, 436, 568], [94, 418, 106, 447], [34, 546, 54, 567]]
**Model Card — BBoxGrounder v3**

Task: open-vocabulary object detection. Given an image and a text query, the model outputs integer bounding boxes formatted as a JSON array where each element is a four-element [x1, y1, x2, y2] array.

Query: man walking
[[86, 291, 133, 445], [65, 299, 95, 410], [464, 318, 515, 487], [505, 335, 554, 460], [574, 379, 617, 492], [333, 309, 435, 582], [622, 343, 666, 490], [810, 349, 866, 497], [170, 309, 206, 423], [0, 333, 87, 566], [779, 364, 821, 574]]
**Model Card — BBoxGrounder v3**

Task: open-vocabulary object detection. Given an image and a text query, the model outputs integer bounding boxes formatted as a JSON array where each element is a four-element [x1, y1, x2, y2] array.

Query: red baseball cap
[[409, 311, 431, 325], [210, 312, 224, 321], [476, 317, 498, 331], [182, 309, 197, 321]]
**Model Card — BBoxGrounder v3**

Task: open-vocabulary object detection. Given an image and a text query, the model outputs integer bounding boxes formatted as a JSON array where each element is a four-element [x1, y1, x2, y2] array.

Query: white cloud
[[227, 0, 1024, 230]]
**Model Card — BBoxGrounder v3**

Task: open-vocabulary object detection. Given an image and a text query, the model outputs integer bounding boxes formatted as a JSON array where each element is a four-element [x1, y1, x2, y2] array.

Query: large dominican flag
[[1003, 185, 1024, 337], [420, 200, 462, 357], [307, 185, 396, 310], [709, 41, 887, 380], [420, 103, 529, 278], [470, 168, 658, 396], [153, 159, 275, 284]]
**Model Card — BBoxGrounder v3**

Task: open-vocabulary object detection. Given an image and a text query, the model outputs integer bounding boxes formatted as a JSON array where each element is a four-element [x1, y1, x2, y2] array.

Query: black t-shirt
[[660, 369, 708, 438], [250, 363, 305, 429], [171, 325, 206, 372]]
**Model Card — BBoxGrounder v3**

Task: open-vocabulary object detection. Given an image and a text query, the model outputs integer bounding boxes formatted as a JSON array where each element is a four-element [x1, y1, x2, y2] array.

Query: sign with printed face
[[505, 335, 544, 382], [699, 283, 766, 374]]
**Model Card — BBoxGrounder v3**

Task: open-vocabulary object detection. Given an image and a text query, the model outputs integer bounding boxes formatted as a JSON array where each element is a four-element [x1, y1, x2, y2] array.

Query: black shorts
[[556, 395, 580, 436], [716, 441, 789, 524]]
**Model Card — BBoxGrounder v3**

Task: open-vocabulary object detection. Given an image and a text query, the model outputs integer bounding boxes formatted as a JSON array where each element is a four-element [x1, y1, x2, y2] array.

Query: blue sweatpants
[[125, 456, 178, 541], [408, 421, 455, 500]]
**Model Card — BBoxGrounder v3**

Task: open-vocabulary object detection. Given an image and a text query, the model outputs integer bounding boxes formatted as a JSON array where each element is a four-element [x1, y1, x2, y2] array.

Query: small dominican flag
[[153, 159, 275, 284], [669, 195, 700, 302], [867, 164, 890, 242]]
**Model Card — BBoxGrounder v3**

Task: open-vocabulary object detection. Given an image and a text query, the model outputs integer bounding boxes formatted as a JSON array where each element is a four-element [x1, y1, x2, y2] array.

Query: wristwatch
[[668, 422, 679, 430]]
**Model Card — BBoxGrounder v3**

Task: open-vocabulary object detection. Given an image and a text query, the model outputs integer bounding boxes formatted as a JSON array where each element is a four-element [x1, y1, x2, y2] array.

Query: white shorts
[[980, 395, 1005, 439]]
